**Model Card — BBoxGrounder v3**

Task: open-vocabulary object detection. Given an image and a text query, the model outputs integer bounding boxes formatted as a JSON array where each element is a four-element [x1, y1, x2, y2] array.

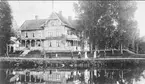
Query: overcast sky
[[8, 1, 77, 27]]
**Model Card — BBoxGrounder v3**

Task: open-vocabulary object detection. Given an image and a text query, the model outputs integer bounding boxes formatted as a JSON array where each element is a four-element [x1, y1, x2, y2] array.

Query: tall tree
[[74, 1, 138, 51], [111, 1, 138, 51], [0, 1, 12, 55]]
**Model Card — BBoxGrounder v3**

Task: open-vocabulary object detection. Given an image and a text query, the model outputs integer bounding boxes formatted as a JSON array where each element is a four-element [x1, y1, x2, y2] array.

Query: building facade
[[19, 12, 81, 52]]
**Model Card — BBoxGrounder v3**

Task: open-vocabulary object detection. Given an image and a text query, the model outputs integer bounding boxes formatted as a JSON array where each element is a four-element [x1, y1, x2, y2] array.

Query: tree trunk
[[132, 39, 135, 52], [120, 43, 123, 54], [136, 42, 139, 54]]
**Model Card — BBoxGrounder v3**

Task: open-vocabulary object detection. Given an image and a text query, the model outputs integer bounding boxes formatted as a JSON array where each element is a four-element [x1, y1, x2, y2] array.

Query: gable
[[49, 19, 61, 26], [48, 12, 75, 29], [49, 12, 58, 19], [20, 12, 76, 31]]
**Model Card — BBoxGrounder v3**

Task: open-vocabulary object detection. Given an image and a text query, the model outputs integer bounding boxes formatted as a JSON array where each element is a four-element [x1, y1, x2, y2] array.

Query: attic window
[[67, 30, 72, 35], [51, 21, 55, 26]]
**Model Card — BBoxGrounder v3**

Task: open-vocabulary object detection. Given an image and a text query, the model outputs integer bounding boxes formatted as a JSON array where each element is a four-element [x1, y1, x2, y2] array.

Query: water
[[1, 68, 145, 84], [1, 60, 145, 84]]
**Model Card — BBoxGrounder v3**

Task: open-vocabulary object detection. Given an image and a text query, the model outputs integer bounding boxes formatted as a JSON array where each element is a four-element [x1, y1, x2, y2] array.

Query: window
[[67, 30, 70, 35], [51, 21, 55, 26], [49, 41, 52, 47], [56, 74, 60, 80], [37, 41, 41, 47], [50, 20, 59, 26], [70, 41, 73, 46], [22, 32, 25, 38], [26, 32, 28, 38], [48, 32, 50, 37], [56, 32, 60, 37], [56, 41, 60, 47], [38, 31, 42, 37], [57, 20, 61, 25], [67, 30, 72, 35], [48, 32, 53, 37], [56, 32, 58, 37], [33, 33, 35, 37], [58, 75, 60, 79], [67, 41, 73, 46], [67, 41, 71, 46]]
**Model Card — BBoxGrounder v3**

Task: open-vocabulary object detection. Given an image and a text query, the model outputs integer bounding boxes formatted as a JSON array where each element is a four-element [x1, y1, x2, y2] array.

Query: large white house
[[18, 12, 82, 52]]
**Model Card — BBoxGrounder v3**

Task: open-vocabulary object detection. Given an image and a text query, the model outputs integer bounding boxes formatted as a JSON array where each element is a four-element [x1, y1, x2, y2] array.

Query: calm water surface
[[1, 60, 145, 84]]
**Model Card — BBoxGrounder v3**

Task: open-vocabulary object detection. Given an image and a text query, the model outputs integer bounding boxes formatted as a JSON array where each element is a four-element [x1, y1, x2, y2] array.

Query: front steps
[[20, 50, 31, 57]]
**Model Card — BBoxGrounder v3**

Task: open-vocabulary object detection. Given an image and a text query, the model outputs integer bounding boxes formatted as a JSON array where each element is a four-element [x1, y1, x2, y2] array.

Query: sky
[[8, 1, 145, 37], [135, 1, 145, 37], [8, 1, 77, 27]]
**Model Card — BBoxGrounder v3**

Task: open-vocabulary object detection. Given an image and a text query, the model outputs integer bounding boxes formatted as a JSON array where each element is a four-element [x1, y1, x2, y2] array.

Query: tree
[[0, 1, 12, 55], [11, 19, 21, 38], [112, 1, 138, 52], [74, 1, 138, 51]]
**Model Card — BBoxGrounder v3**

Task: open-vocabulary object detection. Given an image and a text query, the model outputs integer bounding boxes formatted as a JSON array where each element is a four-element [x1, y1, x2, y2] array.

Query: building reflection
[[3, 68, 145, 84]]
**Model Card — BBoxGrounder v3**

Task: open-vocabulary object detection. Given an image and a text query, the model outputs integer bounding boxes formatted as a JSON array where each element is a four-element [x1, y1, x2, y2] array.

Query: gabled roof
[[20, 12, 75, 31], [55, 12, 74, 28], [20, 19, 47, 31]]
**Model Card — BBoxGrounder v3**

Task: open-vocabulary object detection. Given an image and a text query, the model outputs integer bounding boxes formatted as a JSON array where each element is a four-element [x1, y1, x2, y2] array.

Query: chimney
[[35, 15, 38, 20], [68, 16, 72, 22]]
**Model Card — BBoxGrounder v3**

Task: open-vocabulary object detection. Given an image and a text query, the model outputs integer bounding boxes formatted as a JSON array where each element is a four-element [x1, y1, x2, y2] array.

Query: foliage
[[74, 1, 138, 50], [11, 19, 20, 37], [0, 1, 12, 55]]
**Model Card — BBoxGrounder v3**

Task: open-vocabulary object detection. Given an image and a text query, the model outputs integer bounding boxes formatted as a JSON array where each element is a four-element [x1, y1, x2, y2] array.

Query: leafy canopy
[[0, 1, 12, 55], [74, 1, 138, 50]]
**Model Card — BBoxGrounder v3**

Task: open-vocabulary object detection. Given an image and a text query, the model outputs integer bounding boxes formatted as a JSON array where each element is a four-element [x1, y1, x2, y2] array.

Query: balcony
[[45, 34, 66, 40], [45, 34, 80, 41], [21, 36, 45, 40], [66, 35, 80, 41]]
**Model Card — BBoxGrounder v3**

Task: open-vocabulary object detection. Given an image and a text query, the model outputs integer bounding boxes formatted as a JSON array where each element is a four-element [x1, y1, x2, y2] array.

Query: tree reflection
[[1, 66, 145, 84]]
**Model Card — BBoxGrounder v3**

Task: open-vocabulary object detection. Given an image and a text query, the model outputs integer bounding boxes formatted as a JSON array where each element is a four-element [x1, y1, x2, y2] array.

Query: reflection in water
[[1, 68, 145, 84], [1, 59, 145, 84]]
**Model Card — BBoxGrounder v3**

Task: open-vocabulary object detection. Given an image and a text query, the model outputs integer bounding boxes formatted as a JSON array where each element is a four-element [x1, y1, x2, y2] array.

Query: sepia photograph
[[0, 0, 145, 84]]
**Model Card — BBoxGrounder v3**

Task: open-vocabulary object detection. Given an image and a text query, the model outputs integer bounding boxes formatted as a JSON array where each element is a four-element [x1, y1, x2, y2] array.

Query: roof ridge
[[25, 19, 47, 21]]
